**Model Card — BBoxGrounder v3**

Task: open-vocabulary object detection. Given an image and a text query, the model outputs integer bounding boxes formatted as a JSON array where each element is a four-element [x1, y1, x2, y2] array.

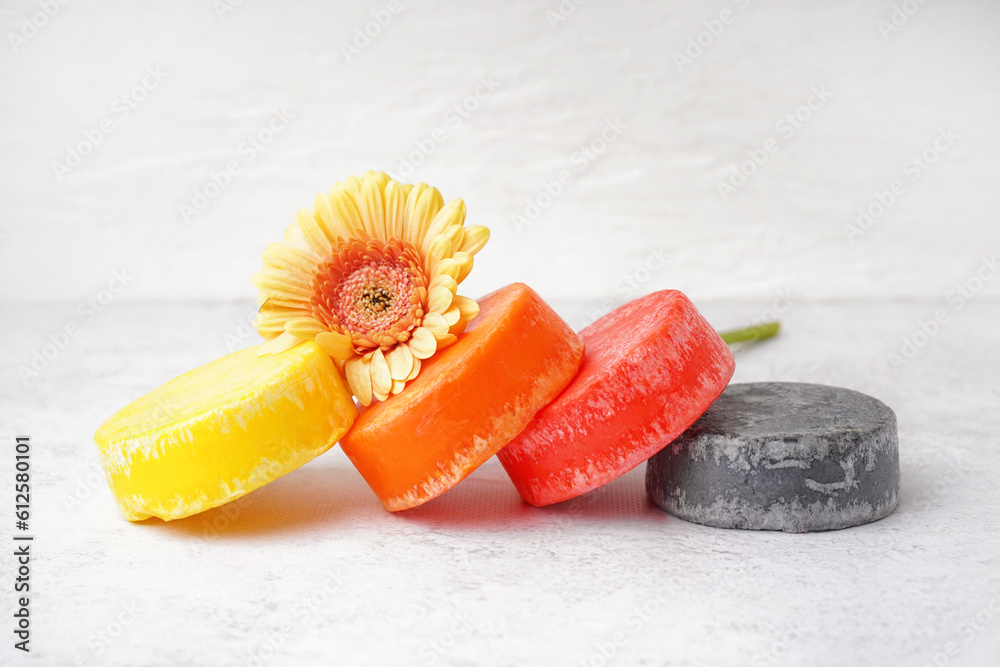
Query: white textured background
[[1, 0, 998, 305], [2, 2, 1000, 667]]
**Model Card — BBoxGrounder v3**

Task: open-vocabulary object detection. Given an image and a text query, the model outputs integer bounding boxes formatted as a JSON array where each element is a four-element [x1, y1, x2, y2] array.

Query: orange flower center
[[309, 238, 428, 351], [336, 261, 414, 335]]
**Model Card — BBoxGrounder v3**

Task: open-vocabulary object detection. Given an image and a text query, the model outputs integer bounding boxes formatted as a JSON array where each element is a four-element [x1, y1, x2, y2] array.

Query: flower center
[[336, 261, 415, 335], [309, 237, 428, 350]]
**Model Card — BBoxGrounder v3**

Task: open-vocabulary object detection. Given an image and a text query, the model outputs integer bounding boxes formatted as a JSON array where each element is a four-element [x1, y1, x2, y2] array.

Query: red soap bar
[[498, 290, 735, 506]]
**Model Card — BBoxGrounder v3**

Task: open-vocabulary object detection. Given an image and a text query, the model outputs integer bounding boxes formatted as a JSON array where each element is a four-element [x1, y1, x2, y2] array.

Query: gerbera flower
[[251, 171, 489, 405]]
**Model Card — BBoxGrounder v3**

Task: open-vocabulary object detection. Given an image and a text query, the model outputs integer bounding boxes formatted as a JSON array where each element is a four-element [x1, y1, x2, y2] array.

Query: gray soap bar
[[646, 382, 899, 532]]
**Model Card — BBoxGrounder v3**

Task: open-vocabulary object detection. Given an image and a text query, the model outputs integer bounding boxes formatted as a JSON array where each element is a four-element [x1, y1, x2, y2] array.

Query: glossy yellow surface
[[94, 341, 357, 521]]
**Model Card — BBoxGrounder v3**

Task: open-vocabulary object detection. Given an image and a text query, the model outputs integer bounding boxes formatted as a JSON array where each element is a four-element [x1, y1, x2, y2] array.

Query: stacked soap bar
[[94, 342, 357, 521], [340, 283, 585, 511], [646, 382, 900, 532], [498, 290, 736, 506]]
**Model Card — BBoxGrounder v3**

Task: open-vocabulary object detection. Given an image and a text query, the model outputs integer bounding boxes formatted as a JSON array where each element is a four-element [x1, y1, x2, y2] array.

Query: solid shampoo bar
[[340, 283, 585, 511], [499, 290, 735, 506], [94, 341, 357, 521], [646, 382, 900, 532]]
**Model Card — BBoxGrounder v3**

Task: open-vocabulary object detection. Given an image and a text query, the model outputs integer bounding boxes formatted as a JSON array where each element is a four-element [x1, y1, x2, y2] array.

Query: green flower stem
[[718, 321, 780, 346]]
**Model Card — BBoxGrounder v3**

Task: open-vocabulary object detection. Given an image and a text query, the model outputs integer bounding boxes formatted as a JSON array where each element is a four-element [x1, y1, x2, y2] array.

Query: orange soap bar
[[340, 283, 585, 511], [498, 290, 735, 506]]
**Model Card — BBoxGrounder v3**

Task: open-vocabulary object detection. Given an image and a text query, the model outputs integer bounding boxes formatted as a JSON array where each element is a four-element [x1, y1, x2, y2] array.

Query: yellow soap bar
[[94, 341, 357, 521]]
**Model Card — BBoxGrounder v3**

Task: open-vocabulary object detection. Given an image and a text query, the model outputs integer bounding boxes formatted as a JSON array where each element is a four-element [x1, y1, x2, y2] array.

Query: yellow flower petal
[[442, 224, 464, 252], [385, 344, 413, 381], [405, 185, 444, 249], [283, 222, 311, 252], [422, 199, 466, 254], [324, 187, 365, 239], [422, 312, 449, 336], [341, 174, 363, 199], [284, 317, 327, 339], [255, 268, 312, 292], [447, 295, 479, 336], [258, 295, 307, 311], [384, 180, 406, 241], [313, 192, 352, 242], [370, 348, 392, 396], [360, 176, 386, 240], [403, 182, 427, 228], [315, 331, 355, 359], [251, 270, 312, 300], [257, 302, 312, 321], [427, 285, 454, 315], [295, 208, 333, 256], [434, 258, 460, 282], [452, 294, 480, 321], [453, 251, 474, 284], [257, 331, 302, 355], [424, 234, 453, 276], [391, 379, 405, 395], [362, 170, 390, 188], [459, 225, 490, 255], [405, 356, 421, 381], [345, 355, 373, 406], [408, 327, 437, 359], [441, 305, 461, 327], [262, 243, 319, 274], [433, 332, 457, 348], [429, 274, 458, 294], [253, 313, 287, 336]]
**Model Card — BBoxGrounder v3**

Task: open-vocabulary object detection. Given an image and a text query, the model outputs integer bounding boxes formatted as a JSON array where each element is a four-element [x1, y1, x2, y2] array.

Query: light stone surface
[[1, 299, 998, 666], [646, 382, 900, 532], [2, 1, 998, 663]]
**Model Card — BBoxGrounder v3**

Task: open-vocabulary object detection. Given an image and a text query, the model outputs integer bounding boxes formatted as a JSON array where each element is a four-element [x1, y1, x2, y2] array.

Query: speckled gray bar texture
[[646, 382, 899, 532]]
